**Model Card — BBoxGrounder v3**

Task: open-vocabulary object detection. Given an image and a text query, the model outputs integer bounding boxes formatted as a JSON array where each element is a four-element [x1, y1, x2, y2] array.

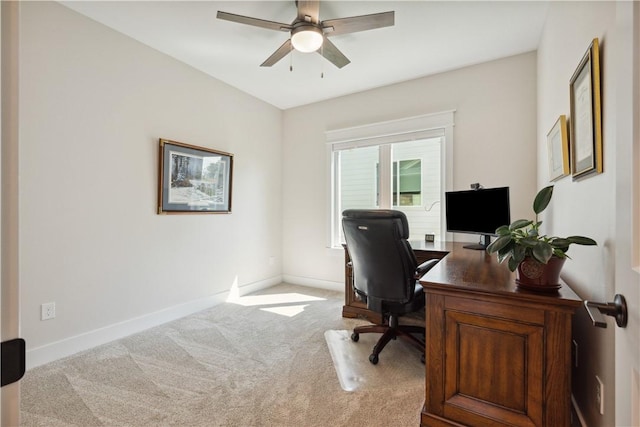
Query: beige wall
[[12, 3, 637, 423], [282, 52, 538, 286], [20, 2, 283, 367], [20, 1, 539, 370], [19, 10, 615, 426], [13, 2, 636, 423], [537, 2, 618, 426]]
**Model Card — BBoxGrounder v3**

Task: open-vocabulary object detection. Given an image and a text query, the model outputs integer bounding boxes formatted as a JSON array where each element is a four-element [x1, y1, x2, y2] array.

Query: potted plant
[[486, 185, 597, 291]]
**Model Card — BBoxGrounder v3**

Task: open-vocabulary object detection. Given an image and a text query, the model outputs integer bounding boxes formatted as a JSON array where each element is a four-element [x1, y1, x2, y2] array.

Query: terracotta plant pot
[[515, 256, 566, 292]]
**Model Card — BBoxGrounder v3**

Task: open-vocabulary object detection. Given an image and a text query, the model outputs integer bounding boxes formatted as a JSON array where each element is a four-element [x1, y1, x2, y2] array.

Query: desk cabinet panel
[[420, 246, 580, 427], [441, 299, 543, 426], [423, 292, 574, 427]]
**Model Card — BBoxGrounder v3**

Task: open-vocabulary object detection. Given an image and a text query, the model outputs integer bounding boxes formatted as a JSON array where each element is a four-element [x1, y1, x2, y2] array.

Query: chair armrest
[[414, 259, 440, 279]]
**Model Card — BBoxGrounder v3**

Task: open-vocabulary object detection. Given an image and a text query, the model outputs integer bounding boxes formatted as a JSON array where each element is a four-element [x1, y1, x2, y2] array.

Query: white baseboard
[[26, 276, 282, 370], [282, 274, 343, 292]]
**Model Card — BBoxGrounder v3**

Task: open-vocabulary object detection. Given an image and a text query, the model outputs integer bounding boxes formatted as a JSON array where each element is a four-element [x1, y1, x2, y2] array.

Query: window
[[326, 111, 455, 248]]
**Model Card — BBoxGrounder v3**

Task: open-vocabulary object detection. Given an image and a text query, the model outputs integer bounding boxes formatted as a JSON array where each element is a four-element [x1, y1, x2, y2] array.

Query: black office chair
[[342, 209, 439, 365]]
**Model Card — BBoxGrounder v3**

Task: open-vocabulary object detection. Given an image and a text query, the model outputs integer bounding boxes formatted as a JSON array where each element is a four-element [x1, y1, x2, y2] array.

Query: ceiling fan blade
[[261, 39, 293, 67], [296, 0, 320, 23], [217, 11, 292, 32], [319, 37, 350, 69], [322, 11, 394, 37]]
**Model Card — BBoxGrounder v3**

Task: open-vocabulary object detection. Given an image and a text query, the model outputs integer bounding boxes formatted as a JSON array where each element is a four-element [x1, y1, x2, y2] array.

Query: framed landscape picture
[[569, 38, 602, 179], [158, 138, 233, 214]]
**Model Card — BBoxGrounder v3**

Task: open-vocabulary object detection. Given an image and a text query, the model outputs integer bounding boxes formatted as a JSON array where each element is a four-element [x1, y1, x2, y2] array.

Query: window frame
[[326, 111, 455, 249]]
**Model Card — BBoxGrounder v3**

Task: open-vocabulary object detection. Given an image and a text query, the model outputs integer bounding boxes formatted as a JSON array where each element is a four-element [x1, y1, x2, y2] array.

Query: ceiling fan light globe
[[291, 27, 323, 53]]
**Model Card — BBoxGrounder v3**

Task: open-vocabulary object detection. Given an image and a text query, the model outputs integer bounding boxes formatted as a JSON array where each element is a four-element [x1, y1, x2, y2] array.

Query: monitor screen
[[445, 187, 511, 249]]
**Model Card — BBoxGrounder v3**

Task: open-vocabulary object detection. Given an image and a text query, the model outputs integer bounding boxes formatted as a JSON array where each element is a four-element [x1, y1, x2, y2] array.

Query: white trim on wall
[[25, 276, 282, 369], [325, 110, 456, 146], [282, 274, 343, 292]]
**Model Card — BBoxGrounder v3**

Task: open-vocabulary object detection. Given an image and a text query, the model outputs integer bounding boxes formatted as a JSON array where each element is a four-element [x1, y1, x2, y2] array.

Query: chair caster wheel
[[351, 332, 359, 342], [369, 354, 379, 364]]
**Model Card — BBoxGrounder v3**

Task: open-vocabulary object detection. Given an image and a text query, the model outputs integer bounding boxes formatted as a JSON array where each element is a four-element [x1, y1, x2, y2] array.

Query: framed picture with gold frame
[[569, 38, 602, 179], [547, 115, 570, 181], [158, 138, 233, 214]]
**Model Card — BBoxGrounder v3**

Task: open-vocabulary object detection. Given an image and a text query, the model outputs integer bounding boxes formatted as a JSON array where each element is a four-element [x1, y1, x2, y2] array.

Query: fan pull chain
[[320, 44, 324, 78], [290, 46, 293, 72]]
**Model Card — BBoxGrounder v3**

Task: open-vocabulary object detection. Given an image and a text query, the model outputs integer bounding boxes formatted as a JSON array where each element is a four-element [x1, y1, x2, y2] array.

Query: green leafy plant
[[486, 185, 597, 271]]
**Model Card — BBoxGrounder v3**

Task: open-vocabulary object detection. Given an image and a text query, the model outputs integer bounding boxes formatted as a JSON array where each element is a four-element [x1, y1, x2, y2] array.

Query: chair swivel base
[[350, 323, 425, 365]]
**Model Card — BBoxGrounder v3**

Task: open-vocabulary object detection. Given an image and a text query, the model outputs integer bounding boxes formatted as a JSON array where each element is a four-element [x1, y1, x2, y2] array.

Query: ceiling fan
[[216, 1, 394, 69]]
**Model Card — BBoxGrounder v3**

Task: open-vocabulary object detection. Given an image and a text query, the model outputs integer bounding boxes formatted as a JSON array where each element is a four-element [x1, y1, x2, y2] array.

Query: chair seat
[[382, 283, 425, 314]]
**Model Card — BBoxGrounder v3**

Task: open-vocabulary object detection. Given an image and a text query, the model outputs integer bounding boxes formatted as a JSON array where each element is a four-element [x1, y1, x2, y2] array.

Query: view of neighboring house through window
[[393, 159, 422, 206]]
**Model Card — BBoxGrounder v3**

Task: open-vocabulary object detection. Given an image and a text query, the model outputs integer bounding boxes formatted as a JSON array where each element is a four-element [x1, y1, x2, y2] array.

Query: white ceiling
[[60, 1, 549, 110]]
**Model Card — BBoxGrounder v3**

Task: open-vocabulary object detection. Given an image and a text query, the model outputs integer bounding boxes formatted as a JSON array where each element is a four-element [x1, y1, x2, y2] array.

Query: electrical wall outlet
[[596, 375, 604, 415], [41, 302, 56, 320]]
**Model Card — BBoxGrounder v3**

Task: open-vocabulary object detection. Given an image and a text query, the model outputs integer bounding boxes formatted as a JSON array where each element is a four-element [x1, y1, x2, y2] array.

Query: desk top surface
[[416, 241, 582, 307]]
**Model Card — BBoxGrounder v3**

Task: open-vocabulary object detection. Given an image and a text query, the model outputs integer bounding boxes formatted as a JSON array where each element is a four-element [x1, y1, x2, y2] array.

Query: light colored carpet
[[20, 284, 425, 426]]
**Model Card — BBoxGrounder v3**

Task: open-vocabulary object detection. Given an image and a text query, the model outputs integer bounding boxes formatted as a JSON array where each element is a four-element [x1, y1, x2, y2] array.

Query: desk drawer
[[445, 295, 544, 325]]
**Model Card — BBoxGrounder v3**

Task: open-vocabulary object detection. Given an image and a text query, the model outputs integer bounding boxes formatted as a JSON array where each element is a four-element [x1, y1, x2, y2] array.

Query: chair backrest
[[342, 209, 418, 307]]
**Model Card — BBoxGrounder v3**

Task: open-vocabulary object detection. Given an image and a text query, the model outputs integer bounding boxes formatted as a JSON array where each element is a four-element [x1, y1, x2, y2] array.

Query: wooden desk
[[341, 240, 453, 324], [419, 244, 581, 427]]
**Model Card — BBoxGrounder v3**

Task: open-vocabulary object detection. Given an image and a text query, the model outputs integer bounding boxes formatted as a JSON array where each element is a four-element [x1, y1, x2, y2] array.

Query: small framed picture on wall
[[547, 115, 570, 181], [569, 38, 603, 179]]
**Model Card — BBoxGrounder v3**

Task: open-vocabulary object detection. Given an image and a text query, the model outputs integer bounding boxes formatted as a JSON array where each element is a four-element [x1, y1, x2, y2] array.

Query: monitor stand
[[463, 234, 491, 250]]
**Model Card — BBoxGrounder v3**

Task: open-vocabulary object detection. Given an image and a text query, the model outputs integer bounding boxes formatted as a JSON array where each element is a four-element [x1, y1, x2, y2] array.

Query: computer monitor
[[445, 186, 511, 250]]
